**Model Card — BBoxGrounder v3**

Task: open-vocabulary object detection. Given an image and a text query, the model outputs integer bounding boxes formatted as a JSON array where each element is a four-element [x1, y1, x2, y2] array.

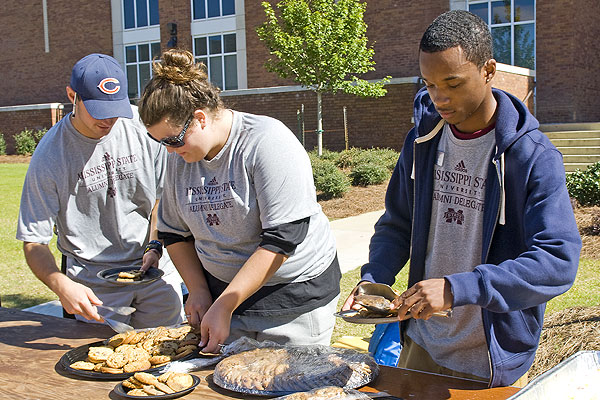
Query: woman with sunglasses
[[138, 49, 340, 354]]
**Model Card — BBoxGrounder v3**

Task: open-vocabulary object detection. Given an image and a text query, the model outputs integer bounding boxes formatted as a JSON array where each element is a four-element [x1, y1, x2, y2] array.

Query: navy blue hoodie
[[361, 87, 582, 387]]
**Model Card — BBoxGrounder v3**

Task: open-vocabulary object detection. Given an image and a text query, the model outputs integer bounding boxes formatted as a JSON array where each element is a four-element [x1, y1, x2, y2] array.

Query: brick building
[[0, 0, 595, 154]]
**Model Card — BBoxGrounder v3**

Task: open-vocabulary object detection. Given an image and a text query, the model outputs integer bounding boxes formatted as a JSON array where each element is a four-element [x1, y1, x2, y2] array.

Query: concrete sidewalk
[[23, 209, 385, 317], [330, 209, 384, 274]]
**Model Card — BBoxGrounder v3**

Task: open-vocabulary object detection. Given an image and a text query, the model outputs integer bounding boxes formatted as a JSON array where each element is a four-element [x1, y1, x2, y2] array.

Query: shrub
[[33, 128, 47, 142], [311, 157, 350, 198], [0, 133, 6, 155], [337, 147, 364, 168], [566, 162, 600, 206], [308, 147, 340, 164], [337, 147, 399, 172], [349, 162, 391, 186], [14, 129, 36, 155], [365, 148, 400, 172]]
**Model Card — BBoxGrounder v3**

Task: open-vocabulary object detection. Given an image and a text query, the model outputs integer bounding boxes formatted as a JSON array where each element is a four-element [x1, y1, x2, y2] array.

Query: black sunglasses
[[147, 117, 192, 148]]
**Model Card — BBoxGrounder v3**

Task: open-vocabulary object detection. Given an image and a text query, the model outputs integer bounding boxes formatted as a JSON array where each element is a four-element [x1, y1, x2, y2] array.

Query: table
[[0, 307, 520, 399]]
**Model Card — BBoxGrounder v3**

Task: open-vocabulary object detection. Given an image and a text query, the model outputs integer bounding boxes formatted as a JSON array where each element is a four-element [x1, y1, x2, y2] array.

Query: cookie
[[106, 352, 129, 369], [148, 355, 171, 365], [122, 378, 143, 390], [154, 381, 175, 394], [133, 372, 160, 386], [99, 366, 123, 374], [69, 361, 95, 371], [125, 388, 148, 396], [171, 347, 194, 360], [166, 372, 194, 391], [123, 359, 151, 373], [142, 385, 163, 395], [88, 346, 114, 363]]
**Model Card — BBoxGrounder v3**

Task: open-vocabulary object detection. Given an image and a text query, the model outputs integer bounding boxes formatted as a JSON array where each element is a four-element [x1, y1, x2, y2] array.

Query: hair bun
[[153, 49, 207, 84]]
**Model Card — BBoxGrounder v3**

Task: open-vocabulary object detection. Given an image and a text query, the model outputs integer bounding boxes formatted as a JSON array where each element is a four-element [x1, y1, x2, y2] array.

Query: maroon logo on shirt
[[206, 213, 220, 226], [208, 177, 218, 185], [444, 208, 464, 224]]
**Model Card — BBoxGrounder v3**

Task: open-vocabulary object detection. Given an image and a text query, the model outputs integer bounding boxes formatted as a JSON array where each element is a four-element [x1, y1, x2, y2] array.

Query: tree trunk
[[317, 91, 323, 156]]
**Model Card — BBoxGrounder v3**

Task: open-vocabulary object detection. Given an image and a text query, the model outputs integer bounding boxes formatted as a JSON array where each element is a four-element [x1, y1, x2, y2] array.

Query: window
[[125, 42, 161, 98], [469, 0, 535, 69], [192, 0, 235, 20], [193, 33, 238, 90], [123, 0, 159, 29]]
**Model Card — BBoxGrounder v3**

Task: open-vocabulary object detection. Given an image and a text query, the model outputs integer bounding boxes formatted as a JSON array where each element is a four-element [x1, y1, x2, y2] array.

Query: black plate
[[97, 266, 164, 285], [113, 374, 200, 399], [59, 340, 192, 380]]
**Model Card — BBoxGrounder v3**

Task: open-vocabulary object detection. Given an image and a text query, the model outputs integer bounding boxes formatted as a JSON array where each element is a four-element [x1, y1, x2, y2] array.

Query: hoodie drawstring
[[412, 119, 445, 180]]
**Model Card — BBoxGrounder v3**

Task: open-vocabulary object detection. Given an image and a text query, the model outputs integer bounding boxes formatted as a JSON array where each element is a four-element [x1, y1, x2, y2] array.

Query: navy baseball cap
[[70, 53, 133, 119]]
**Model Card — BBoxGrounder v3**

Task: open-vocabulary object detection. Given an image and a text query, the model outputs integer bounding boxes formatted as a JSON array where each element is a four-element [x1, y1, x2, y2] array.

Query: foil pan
[[508, 351, 600, 399]]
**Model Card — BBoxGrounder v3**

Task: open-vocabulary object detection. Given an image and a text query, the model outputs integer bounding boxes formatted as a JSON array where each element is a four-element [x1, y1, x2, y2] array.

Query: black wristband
[[144, 240, 163, 258]]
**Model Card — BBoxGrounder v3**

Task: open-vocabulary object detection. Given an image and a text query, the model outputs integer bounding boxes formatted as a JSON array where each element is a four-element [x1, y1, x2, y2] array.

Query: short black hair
[[420, 10, 493, 69]]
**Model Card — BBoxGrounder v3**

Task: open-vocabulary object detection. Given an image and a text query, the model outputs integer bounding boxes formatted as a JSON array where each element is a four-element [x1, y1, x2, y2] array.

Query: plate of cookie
[[113, 371, 200, 399], [60, 325, 199, 380], [97, 266, 164, 285]]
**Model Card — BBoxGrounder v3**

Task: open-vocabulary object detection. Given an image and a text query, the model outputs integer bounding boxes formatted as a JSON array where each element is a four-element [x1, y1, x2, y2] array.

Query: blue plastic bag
[[368, 322, 401, 366]]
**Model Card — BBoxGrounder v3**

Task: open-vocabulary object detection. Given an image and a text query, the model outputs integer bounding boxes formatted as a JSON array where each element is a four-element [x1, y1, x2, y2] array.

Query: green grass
[[0, 163, 58, 309], [2, 162, 599, 345]]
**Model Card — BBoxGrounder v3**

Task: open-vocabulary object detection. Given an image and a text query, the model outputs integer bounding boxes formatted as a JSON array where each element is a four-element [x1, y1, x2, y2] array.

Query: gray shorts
[[227, 294, 340, 346], [67, 253, 185, 329]]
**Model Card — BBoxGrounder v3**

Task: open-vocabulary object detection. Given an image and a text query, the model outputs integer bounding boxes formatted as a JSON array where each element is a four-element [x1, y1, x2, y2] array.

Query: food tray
[[507, 351, 600, 399], [212, 338, 379, 396], [59, 340, 165, 380], [59, 325, 198, 380]]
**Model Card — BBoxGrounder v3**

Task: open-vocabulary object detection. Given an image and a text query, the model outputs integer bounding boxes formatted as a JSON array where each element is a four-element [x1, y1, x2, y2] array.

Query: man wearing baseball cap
[[17, 53, 185, 329]]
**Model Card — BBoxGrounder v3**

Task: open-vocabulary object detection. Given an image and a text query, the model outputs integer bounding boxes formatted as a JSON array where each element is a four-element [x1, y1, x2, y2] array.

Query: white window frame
[[124, 42, 161, 99], [468, 0, 536, 70], [192, 32, 238, 91], [123, 0, 159, 30], [191, 0, 236, 21], [190, 0, 247, 90]]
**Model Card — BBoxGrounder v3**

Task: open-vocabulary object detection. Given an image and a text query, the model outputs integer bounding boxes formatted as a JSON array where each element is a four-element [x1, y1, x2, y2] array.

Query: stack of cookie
[[70, 325, 199, 374], [123, 371, 195, 396]]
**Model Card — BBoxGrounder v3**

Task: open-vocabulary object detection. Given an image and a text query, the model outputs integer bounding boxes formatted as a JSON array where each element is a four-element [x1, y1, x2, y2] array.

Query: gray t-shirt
[[17, 106, 168, 270], [157, 111, 336, 285], [407, 123, 495, 380]]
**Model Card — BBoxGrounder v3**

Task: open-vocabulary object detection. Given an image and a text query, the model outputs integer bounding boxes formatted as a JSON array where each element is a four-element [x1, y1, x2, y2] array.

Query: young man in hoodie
[[342, 10, 581, 387]]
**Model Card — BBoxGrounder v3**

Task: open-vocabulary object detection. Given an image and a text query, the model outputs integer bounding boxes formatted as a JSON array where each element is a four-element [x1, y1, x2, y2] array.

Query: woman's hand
[[198, 302, 233, 354], [184, 290, 213, 328]]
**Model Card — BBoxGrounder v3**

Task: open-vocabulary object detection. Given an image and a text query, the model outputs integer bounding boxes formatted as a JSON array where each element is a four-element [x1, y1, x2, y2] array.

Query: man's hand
[[141, 249, 160, 272], [55, 278, 104, 322], [392, 278, 453, 320]]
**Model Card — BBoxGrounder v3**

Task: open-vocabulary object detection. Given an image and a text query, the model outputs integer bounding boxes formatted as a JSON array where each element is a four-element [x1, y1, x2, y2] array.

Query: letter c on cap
[[97, 78, 121, 95]]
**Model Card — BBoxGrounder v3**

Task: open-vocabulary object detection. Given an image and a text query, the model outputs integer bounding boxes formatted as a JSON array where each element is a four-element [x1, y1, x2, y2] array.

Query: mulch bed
[[529, 306, 600, 379]]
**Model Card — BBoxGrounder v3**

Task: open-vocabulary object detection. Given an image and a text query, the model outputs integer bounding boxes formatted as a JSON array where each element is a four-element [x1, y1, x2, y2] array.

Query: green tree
[[257, 0, 390, 155]]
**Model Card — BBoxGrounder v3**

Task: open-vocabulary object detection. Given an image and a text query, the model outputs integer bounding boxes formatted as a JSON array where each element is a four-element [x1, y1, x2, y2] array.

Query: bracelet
[[144, 240, 163, 258]]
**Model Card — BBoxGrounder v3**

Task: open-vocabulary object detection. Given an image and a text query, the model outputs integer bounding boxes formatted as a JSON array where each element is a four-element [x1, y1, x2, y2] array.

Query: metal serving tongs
[[96, 305, 136, 333], [357, 283, 452, 318]]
